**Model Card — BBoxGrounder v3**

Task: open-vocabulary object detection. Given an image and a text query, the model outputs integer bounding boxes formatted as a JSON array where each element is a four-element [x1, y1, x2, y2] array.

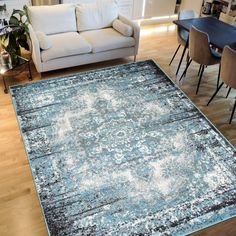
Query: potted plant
[[0, 6, 30, 66]]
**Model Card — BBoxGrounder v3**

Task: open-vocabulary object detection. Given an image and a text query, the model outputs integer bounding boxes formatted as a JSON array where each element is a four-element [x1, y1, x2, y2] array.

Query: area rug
[[11, 60, 236, 236]]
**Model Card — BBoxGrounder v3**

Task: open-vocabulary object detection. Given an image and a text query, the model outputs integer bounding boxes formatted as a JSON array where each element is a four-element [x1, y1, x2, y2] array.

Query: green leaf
[[18, 39, 29, 51], [8, 34, 18, 49], [9, 16, 19, 26], [12, 9, 24, 17], [21, 24, 29, 35], [0, 35, 9, 48], [2, 7, 30, 54]]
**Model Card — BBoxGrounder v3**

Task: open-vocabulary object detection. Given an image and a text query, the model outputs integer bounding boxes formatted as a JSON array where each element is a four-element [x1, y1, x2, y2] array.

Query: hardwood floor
[[0, 23, 235, 236]]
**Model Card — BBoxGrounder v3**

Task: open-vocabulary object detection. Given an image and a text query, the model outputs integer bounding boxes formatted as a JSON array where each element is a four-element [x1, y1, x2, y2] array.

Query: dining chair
[[179, 26, 221, 94], [207, 46, 236, 124], [169, 9, 197, 75], [219, 12, 236, 26]]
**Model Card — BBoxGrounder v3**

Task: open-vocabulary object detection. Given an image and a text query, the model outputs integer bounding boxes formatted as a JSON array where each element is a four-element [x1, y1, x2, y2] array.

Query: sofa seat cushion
[[41, 32, 92, 62], [80, 28, 135, 53]]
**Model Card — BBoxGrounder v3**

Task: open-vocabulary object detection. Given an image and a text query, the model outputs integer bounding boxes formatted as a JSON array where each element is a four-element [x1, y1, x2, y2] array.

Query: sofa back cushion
[[27, 4, 77, 35], [76, 0, 118, 32]]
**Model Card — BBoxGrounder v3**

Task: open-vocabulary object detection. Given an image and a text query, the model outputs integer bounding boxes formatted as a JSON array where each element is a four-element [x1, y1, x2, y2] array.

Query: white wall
[[180, 0, 203, 16], [22, 0, 179, 20], [144, 0, 176, 18], [62, 0, 95, 3], [132, 0, 144, 19], [116, 0, 133, 18], [1, 0, 31, 13]]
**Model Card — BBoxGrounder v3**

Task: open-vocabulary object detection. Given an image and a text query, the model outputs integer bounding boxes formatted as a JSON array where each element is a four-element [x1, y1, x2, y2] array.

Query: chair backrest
[[221, 46, 236, 89], [219, 12, 236, 26], [179, 9, 197, 20], [189, 26, 212, 65], [177, 10, 197, 45]]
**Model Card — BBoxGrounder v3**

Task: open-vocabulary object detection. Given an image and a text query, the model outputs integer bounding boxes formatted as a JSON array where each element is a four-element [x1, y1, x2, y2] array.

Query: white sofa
[[27, 1, 140, 73]]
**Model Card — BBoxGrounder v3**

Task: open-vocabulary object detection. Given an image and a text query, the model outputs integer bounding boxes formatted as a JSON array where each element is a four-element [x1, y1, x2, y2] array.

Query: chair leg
[[184, 53, 191, 77], [226, 87, 231, 98], [207, 82, 224, 106], [176, 43, 188, 75], [134, 55, 137, 62], [38, 72, 42, 80], [186, 52, 190, 63], [179, 59, 192, 82], [169, 44, 181, 66], [28, 60, 33, 81], [198, 65, 203, 76], [229, 99, 236, 124], [196, 66, 205, 94], [217, 64, 221, 88]]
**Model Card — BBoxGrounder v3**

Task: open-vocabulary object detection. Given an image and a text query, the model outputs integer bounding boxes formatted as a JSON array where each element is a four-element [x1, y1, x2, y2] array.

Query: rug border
[[151, 59, 236, 235], [10, 87, 52, 236], [9, 59, 236, 236], [151, 59, 236, 151]]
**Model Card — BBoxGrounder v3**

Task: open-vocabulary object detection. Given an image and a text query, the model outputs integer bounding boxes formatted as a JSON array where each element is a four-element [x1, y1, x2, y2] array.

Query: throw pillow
[[36, 31, 53, 50], [113, 19, 133, 37]]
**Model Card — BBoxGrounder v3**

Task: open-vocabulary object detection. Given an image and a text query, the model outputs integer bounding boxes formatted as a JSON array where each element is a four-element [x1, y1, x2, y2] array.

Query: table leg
[[28, 61, 33, 81], [2, 76, 8, 94], [176, 38, 189, 76]]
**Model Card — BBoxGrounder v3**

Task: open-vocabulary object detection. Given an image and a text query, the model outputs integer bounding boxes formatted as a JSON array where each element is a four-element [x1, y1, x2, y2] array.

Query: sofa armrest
[[118, 14, 140, 55], [28, 24, 42, 73]]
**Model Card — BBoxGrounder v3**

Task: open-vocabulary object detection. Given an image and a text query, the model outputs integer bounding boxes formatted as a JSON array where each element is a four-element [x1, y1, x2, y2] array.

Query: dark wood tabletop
[[173, 17, 236, 50], [229, 42, 236, 51]]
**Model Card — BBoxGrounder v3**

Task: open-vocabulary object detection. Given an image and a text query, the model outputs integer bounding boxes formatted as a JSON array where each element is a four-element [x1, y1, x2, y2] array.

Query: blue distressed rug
[[11, 60, 236, 236]]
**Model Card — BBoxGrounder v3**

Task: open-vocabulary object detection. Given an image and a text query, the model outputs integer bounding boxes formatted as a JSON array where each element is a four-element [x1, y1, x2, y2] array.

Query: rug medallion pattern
[[11, 60, 236, 235]]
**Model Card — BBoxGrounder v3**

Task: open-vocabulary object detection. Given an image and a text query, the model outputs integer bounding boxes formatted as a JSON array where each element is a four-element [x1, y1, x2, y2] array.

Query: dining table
[[173, 17, 236, 75]]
